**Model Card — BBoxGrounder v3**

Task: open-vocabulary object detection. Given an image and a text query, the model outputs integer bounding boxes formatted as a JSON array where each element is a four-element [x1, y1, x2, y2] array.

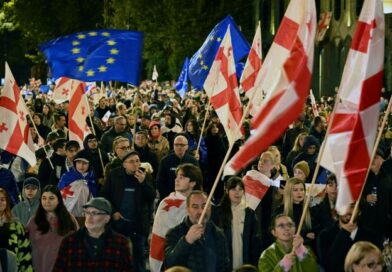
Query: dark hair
[[0, 187, 12, 222], [217, 176, 244, 228], [34, 185, 77, 236], [54, 112, 66, 121], [52, 138, 67, 151], [270, 214, 295, 232], [185, 119, 200, 138], [175, 164, 203, 190], [33, 113, 43, 123]]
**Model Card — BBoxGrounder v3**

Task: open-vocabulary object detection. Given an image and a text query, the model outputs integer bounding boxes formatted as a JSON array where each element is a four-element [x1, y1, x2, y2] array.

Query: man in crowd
[[102, 151, 155, 272], [156, 135, 198, 200], [164, 190, 230, 271], [53, 197, 133, 271], [134, 130, 158, 178], [101, 116, 133, 154]]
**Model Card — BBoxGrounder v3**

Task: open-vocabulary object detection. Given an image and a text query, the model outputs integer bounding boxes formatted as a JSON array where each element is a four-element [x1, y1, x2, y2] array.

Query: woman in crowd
[[313, 174, 338, 230], [27, 185, 79, 272], [41, 103, 55, 128], [292, 160, 310, 183], [273, 178, 319, 250], [0, 187, 33, 271], [32, 113, 51, 139], [148, 120, 170, 161], [285, 132, 308, 176], [267, 146, 289, 181], [214, 176, 260, 269], [258, 214, 318, 271], [344, 241, 383, 272], [184, 119, 207, 162]]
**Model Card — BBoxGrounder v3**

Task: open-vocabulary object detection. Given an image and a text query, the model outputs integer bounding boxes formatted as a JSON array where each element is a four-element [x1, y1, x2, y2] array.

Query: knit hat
[[149, 120, 161, 130], [294, 161, 310, 178], [73, 149, 91, 164], [23, 177, 40, 188], [83, 197, 112, 214]]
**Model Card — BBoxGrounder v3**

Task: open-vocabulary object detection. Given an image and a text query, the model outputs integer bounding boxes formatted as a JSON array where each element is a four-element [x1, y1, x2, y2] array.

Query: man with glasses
[[102, 151, 155, 272], [156, 135, 199, 201], [104, 136, 131, 179], [53, 197, 133, 271], [101, 116, 133, 154]]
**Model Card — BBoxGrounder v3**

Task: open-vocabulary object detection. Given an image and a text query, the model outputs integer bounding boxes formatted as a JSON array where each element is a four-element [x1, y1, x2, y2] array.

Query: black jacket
[[164, 218, 230, 272], [101, 167, 155, 236]]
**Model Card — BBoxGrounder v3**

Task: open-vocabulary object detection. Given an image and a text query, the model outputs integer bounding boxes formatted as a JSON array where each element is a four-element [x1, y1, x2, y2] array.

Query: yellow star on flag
[[101, 32, 110, 37], [76, 57, 84, 63], [72, 40, 80, 46], [86, 69, 95, 76], [110, 48, 119, 55], [203, 65, 208, 70], [77, 34, 86, 39], [98, 65, 107, 72], [210, 36, 215, 41], [88, 32, 97, 36], [217, 37, 222, 42], [107, 40, 116, 46], [72, 48, 80, 54], [106, 58, 115, 64], [79, 66, 84, 71]]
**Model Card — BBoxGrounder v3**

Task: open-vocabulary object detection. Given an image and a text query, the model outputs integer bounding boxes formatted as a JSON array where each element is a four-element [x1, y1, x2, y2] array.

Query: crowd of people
[[0, 79, 391, 271]]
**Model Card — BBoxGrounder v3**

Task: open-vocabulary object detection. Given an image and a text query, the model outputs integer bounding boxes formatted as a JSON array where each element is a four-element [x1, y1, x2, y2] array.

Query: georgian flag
[[59, 179, 91, 217], [242, 170, 272, 210], [0, 63, 36, 166], [204, 26, 243, 145], [320, 0, 384, 214], [225, 0, 316, 174], [149, 192, 187, 272]]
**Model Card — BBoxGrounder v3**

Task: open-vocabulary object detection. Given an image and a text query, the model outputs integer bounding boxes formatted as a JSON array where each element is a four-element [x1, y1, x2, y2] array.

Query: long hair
[[344, 241, 382, 272], [283, 178, 312, 230], [185, 119, 200, 138], [0, 188, 13, 223], [34, 185, 77, 236], [292, 132, 308, 152], [217, 176, 244, 228]]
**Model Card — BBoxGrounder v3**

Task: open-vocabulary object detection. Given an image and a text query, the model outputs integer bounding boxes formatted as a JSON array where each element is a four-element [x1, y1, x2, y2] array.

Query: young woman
[[214, 177, 260, 269], [258, 214, 318, 271], [184, 119, 207, 162], [0, 187, 33, 271], [285, 132, 308, 176], [273, 178, 319, 250], [344, 241, 383, 272], [42, 103, 55, 128], [33, 113, 51, 139], [148, 120, 170, 161], [27, 185, 79, 272]]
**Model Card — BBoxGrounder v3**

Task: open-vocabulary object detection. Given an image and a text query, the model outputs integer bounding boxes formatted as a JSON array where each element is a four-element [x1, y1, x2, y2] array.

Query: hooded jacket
[[11, 179, 41, 227]]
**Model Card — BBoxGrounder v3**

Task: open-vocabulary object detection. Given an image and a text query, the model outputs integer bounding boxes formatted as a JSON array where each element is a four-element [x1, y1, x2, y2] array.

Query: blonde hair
[[267, 146, 281, 165], [283, 178, 312, 230], [344, 241, 382, 272], [260, 151, 276, 165], [292, 132, 308, 152]]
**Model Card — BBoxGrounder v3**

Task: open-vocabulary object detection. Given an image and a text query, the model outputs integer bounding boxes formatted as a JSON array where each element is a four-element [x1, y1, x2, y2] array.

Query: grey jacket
[[11, 181, 41, 227]]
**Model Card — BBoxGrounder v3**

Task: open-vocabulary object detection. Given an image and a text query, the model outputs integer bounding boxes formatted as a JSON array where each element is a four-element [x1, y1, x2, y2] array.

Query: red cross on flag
[[204, 26, 243, 145], [149, 192, 187, 272], [53, 77, 91, 147], [0, 63, 36, 166], [320, 0, 384, 214], [225, 0, 316, 175], [240, 22, 263, 116], [242, 170, 272, 210]]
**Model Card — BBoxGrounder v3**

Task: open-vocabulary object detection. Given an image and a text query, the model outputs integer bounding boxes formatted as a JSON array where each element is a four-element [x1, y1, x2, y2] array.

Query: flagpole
[[195, 100, 211, 156], [84, 95, 106, 173], [29, 114, 54, 170], [295, 91, 343, 236], [131, 114, 138, 150], [197, 83, 259, 225], [350, 97, 392, 223]]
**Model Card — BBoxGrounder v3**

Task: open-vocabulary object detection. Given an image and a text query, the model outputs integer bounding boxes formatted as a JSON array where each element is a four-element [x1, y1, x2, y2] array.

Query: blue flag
[[39, 29, 144, 85], [175, 57, 189, 98], [189, 15, 250, 90]]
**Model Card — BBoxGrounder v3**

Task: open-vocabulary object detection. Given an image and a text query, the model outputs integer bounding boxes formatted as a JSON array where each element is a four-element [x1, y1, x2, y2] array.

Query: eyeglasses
[[117, 146, 131, 151], [174, 143, 187, 147], [276, 222, 295, 229], [83, 211, 107, 217]]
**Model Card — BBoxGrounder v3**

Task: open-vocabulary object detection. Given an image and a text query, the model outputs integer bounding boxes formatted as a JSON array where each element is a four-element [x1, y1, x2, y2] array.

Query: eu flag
[[39, 29, 143, 85], [175, 57, 189, 98], [189, 15, 250, 90]]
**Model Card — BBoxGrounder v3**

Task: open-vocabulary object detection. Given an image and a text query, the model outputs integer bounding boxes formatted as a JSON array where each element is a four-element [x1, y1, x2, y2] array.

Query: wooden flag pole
[[30, 115, 54, 170], [195, 100, 211, 156], [350, 97, 392, 223]]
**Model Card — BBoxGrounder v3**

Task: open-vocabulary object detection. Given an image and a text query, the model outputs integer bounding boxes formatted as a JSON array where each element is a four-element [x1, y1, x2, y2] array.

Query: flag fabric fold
[[226, 0, 317, 174], [0, 63, 36, 166], [149, 192, 187, 272], [175, 57, 190, 98], [320, 0, 384, 214], [39, 29, 143, 85], [240, 23, 263, 116], [189, 15, 250, 90], [53, 77, 91, 147], [242, 170, 271, 210], [309, 89, 319, 117], [204, 26, 244, 145], [152, 65, 159, 81]]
